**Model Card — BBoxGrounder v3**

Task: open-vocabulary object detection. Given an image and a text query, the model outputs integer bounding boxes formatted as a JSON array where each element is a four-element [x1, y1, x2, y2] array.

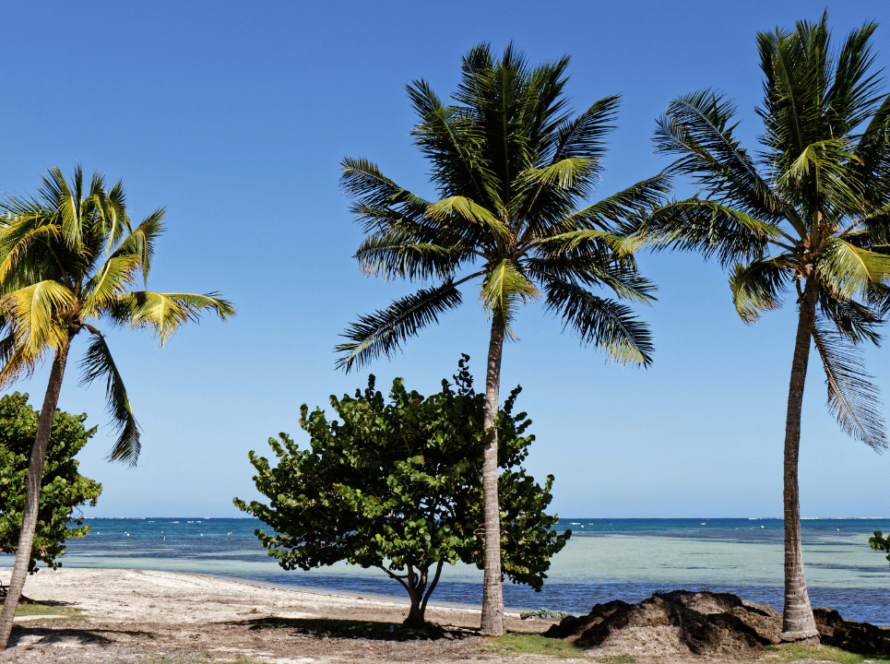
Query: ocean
[[2, 517, 888, 626]]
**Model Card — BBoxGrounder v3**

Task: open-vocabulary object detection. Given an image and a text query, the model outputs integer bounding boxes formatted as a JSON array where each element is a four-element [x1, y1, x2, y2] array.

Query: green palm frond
[[817, 237, 890, 299], [640, 198, 784, 265], [544, 278, 653, 366], [730, 256, 793, 323], [42, 165, 87, 252], [354, 231, 465, 282], [0, 221, 62, 284], [340, 158, 431, 232], [480, 259, 539, 336], [111, 291, 235, 345], [537, 229, 632, 257], [82, 254, 142, 316], [336, 281, 465, 372], [80, 332, 141, 465], [555, 174, 672, 235], [426, 197, 509, 238], [655, 91, 784, 221], [0, 281, 75, 355], [523, 157, 594, 192], [811, 321, 886, 451], [528, 253, 656, 305], [818, 290, 883, 345], [0, 335, 35, 389], [114, 210, 164, 285]]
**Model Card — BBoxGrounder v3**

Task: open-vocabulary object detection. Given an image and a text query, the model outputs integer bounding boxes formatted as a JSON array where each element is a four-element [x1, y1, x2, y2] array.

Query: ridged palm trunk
[[480, 320, 506, 636], [780, 282, 819, 643], [0, 334, 73, 650]]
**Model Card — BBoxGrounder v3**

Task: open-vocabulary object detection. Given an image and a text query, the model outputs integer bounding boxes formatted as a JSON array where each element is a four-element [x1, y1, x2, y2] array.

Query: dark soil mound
[[545, 591, 890, 659], [815, 608, 890, 655]]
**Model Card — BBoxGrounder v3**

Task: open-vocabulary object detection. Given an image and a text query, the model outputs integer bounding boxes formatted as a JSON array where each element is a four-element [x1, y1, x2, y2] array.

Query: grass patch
[[761, 644, 890, 663], [487, 632, 584, 659], [0, 597, 83, 621]]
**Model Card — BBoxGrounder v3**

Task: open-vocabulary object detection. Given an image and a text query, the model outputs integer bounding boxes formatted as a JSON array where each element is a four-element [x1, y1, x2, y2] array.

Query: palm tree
[[0, 166, 234, 649], [635, 14, 890, 641], [336, 44, 667, 635]]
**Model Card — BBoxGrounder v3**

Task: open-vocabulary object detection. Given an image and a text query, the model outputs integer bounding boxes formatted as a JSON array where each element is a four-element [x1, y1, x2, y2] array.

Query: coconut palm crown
[[337, 43, 668, 635], [634, 14, 890, 640], [0, 165, 234, 649]]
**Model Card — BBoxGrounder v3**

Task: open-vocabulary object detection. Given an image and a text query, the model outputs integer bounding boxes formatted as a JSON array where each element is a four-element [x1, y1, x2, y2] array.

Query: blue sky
[[2, 0, 890, 518]]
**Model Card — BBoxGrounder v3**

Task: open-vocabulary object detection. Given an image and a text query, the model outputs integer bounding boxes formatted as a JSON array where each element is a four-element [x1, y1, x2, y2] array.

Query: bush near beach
[[0, 392, 101, 577], [234, 356, 570, 626]]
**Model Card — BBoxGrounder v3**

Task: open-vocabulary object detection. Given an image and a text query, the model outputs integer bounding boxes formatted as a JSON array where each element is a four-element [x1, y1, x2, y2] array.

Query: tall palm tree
[[635, 14, 890, 641], [337, 44, 667, 635], [0, 166, 234, 649]]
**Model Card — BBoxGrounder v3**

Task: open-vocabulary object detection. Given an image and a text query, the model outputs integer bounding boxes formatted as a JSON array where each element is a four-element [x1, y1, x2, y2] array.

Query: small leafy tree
[[0, 392, 101, 583], [869, 531, 890, 565], [234, 357, 570, 627]]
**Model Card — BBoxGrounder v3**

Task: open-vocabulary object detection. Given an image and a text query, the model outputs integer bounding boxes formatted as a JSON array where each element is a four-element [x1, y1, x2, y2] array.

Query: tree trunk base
[[780, 630, 820, 644]]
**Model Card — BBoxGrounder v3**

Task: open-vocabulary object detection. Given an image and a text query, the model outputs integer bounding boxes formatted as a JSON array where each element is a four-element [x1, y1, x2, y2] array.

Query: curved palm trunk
[[780, 283, 819, 643], [480, 320, 505, 636], [0, 336, 72, 650]]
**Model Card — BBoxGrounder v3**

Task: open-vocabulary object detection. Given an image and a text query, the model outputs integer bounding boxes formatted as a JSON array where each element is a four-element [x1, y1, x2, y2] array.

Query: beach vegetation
[[0, 597, 84, 622], [869, 531, 890, 565], [336, 42, 664, 635], [487, 631, 584, 658], [761, 643, 890, 663], [0, 166, 234, 649], [234, 356, 570, 628], [633, 13, 890, 641], [0, 392, 101, 577]]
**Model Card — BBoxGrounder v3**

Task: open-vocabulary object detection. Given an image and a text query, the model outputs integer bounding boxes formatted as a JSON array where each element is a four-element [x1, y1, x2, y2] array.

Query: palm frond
[[114, 209, 164, 285], [811, 320, 886, 451], [0, 334, 35, 389], [82, 254, 142, 316], [638, 198, 782, 265], [527, 253, 656, 305], [729, 255, 793, 323], [80, 332, 141, 465], [336, 281, 464, 372], [354, 231, 464, 281], [655, 91, 783, 220], [0, 281, 75, 355], [426, 196, 508, 238], [340, 158, 432, 232], [110, 291, 235, 345], [817, 237, 890, 299], [479, 258, 539, 336], [544, 278, 653, 366], [818, 289, 883, 345]]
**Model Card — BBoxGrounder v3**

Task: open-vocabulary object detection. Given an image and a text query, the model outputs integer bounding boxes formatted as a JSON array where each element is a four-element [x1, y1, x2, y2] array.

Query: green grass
[[486, 632, 585, 659], [761, 644, 890, 663], [0, 597, 83, 621]]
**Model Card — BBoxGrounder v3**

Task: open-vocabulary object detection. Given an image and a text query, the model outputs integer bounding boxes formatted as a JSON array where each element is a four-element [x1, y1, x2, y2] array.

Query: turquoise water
[[2, 518, 888, 625]]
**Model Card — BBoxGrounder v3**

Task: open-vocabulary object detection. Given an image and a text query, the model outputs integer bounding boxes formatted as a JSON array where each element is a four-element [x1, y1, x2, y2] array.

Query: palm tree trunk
[[780, 282, 819, 643], [480, 319, 505, 636], [0, 336, 72, 650]]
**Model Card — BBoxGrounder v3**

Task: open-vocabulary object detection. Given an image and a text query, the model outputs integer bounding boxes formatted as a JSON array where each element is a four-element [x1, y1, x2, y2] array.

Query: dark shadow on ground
[[237, 617, 477, 642], [7, 626, 154, 649]]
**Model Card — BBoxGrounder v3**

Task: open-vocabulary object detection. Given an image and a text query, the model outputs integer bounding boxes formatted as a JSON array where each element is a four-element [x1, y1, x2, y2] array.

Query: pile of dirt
[[545, 591, 890, 659]]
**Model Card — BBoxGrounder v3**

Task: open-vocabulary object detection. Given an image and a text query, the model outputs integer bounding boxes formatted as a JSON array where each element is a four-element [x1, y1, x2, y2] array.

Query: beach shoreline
[[0, 566, 549, 663]]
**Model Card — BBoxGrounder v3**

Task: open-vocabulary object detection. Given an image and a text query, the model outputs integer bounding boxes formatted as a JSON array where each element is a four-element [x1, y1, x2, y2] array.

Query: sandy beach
[[0, 567, 559, 663]]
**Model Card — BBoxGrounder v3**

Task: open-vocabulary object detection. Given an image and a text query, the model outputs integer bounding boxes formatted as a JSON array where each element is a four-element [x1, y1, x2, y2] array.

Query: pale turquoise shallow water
[[3, 518, 888, 625]]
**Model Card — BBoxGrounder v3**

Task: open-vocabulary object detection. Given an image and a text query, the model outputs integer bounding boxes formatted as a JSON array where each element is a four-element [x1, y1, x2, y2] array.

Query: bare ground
[[0, 569, 882, 664]]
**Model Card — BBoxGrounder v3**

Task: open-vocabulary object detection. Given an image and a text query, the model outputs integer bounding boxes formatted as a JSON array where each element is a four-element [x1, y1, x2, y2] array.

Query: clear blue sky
[[2, 0, 889, 518]]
